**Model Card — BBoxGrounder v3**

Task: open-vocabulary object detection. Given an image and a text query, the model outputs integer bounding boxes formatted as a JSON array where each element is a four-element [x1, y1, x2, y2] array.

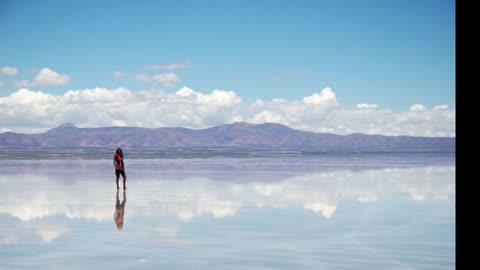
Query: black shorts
[[115, 169, 126, 179]]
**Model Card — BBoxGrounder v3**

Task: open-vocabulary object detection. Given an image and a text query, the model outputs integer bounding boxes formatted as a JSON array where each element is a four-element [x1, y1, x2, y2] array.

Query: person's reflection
[[114, 190, 127, 230]]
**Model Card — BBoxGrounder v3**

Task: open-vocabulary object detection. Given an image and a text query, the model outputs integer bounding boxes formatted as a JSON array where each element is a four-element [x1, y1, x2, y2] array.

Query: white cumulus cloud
[[0, 86, 455, 136], [176, 87, 241, 106], [0, 87, 242, 132], [0, 66, 18, 76], [410, 104, 427, 112], [252, 110, 289, 125], [302, 87, 337, 105], [15, 68, 70, 87]]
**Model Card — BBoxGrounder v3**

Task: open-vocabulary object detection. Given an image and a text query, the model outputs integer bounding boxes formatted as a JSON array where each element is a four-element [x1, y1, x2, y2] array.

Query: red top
[[114, 153, 124, 169]]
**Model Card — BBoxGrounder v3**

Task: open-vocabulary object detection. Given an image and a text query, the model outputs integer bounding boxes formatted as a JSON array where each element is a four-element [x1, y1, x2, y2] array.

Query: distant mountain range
[[0, 122, 455, 152]]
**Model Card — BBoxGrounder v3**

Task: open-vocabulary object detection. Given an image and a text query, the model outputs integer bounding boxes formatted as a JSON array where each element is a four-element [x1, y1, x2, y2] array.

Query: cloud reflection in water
[[1, 165, 454, 224]]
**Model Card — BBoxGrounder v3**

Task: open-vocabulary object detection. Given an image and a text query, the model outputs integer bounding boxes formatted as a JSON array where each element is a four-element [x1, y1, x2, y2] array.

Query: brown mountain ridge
[[0, 122, 455, 151]]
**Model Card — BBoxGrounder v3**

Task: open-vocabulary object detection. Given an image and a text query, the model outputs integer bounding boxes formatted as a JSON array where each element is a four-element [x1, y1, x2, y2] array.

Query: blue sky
[[0, 0, 455, 109], [0, 0, 455, 135]]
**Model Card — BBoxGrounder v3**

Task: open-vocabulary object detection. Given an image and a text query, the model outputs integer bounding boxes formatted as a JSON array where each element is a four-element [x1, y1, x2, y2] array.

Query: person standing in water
[[114, 189, 127, 230], [113, 148, 127, 189]]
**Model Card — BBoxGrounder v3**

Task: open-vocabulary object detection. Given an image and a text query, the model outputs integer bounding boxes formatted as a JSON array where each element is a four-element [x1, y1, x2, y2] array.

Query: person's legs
[[121, 170, 127, 189], [115, 170, 120, 189]]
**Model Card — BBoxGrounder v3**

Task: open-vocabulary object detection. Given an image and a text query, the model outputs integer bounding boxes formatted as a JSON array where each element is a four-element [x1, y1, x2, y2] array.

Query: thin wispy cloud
[[433, 105, 449, 111], [134, 73, 151, 83], [153, 73, 181, 87], [113, 61, 187, 86], [146, 59, 192, 71], [113, 71, 151, 82], [356, 103, 378, 110], [0, 66, 19, 76], [113, 71, 127, 78], [293, 69, 312, 78], [26, 68, 38, 74]]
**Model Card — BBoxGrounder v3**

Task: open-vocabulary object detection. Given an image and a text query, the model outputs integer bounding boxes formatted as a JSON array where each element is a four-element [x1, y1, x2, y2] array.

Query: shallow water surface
[[0, 155, 455, 269]]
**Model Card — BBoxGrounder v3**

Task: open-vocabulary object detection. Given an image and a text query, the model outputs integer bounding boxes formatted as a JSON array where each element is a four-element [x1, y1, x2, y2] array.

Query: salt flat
[[0, 155, 455, 270]]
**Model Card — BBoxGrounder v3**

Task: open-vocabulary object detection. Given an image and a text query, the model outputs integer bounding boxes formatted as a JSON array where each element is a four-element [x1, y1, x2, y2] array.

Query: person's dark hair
[[116, 148, 123, 158]]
